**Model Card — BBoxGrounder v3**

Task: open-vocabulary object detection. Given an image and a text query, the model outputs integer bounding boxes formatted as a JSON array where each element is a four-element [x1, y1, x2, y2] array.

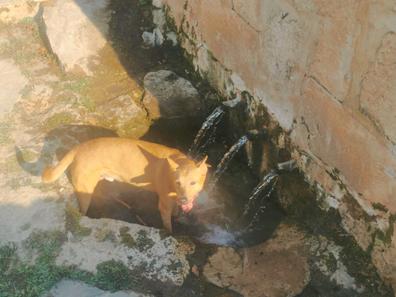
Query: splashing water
[[198, 224, 238, 246], [242, 170, 279, 228], [188, 106, 225, 157], [209, 135, 249, 190]]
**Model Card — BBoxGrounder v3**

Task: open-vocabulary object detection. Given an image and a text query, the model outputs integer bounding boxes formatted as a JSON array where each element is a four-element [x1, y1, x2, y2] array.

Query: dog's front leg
[[159, 196, 175, 233]]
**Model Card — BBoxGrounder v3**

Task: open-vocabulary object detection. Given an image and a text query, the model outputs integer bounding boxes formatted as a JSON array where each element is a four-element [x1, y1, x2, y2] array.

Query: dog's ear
[[197, 155, 210, 168], [166, 157, 179, 172]]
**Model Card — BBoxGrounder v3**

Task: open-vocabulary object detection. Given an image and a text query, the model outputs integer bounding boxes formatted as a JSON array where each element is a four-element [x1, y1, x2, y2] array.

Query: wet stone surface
[[0, 1, 393, 297]]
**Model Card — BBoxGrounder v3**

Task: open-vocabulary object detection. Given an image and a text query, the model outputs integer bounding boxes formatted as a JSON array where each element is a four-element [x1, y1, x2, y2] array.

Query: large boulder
[[143, 70, 203, 119], [203, 225, 310, 297], [90, 94, 150, 138], [0, 0, 42, 24], [56, 217, 195, 288], [42, 0, 110, 75]]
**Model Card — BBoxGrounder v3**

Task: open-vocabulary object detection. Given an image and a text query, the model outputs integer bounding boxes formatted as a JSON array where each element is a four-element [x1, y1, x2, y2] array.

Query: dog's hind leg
[[72, 176, 98, 215], [74, 191, 94, 215]]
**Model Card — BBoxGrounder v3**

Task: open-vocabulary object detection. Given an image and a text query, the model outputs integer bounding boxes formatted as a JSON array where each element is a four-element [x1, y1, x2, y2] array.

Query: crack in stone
[[230, 0, 261, 33], [308, 75, 342, 104]]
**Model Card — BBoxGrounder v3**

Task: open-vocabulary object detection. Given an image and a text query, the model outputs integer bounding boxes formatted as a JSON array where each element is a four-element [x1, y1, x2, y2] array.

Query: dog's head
[[167, 156, 209, 213]]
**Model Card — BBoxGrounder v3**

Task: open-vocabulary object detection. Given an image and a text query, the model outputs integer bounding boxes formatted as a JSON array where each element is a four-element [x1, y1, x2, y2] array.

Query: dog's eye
[[190, 181, 196, 185]]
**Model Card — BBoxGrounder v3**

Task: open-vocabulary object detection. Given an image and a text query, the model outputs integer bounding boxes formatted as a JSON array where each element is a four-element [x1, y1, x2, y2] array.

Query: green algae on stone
[[119, 226, 136, 248], [95, 228, 116, 242], [372, 202, 388, 213], [94, 260, 134, 291], [118, 117, 150, 138], [372, 214, 396, 247], [16, 148, 38, 162], [43, 112, 75, 131], [0, 231, 66, 297], [136, 229, 155, 252], [65, 204, 92, 237], [278, 172, 394, 296], [64, 77, 89, 93], [78, 96, 96, 112]]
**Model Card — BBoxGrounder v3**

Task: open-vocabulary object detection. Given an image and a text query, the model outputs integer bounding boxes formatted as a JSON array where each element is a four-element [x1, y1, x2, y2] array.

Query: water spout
[[209, 135, 249, 190], [277, 160, 297, 172], [188, 106, 225, 157], [246, 129, 267, 140], [242, 170, 279, 228], [221, 97, 242, 109]]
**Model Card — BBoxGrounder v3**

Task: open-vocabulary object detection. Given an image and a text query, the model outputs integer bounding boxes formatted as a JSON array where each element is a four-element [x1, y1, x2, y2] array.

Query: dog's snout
[[180, 197, 188, 204]]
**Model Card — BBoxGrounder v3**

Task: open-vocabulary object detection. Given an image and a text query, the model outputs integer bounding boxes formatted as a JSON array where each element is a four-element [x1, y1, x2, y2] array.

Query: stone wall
[[160, 0, 396, 291]]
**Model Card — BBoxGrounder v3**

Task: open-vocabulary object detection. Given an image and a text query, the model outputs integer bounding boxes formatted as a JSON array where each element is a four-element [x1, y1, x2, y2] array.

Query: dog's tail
[[42, 147, 78, 183]]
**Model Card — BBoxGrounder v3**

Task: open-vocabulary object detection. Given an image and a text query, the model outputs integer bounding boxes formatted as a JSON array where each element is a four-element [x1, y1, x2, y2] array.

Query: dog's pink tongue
[[181, 202, 194, 213]]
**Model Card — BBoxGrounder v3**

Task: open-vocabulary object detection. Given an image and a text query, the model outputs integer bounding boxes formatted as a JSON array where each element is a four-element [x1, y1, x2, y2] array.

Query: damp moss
[[95, 228, 116, 242], [64, 77, 89, 93], [278, 171, 394, 296], [17, 148, 38, 162], [0, 230, 92, 296], [0, 231, 66, 297], [119, 226, 136, 248], [78, 96, 96, 112], [164, 5, 178, 33], [321, 251, 338, 274], [136, 229, 155, 252], [0, 233, 151, 296], [372, 202, 388, 213], [373, 214, 396, 246], [94, 260, 133, 291], [43, 112, 75, 131], [24, 230, 66, 258], [65, 205, 92, 237], [96, 116, 149, 139], [118, 117, 150, 138], [19, 17, 35, 26]]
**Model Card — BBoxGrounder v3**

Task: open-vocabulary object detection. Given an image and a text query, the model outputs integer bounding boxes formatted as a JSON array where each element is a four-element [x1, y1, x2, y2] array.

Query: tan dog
[[42, 137, 209, 232]]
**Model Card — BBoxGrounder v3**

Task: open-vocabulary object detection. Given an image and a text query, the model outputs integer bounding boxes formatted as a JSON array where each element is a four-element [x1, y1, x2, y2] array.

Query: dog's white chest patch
[[101, 174, 121, 182]]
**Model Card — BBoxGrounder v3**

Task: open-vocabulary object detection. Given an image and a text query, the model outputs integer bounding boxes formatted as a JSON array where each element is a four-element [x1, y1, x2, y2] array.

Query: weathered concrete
[[160, 0, 396, 291], [42, 0, 110, 75], [0, 59, 28, 115]]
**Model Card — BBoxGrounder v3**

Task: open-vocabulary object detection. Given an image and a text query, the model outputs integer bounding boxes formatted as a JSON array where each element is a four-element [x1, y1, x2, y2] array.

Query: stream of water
[[242, 170, 279, 230], [188, 106, 225, 158], [208, 135, 249, 190]]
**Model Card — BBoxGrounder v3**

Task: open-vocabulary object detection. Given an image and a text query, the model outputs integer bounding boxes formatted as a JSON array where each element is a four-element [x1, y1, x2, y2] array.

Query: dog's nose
[[180, 197, 188, 204]]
